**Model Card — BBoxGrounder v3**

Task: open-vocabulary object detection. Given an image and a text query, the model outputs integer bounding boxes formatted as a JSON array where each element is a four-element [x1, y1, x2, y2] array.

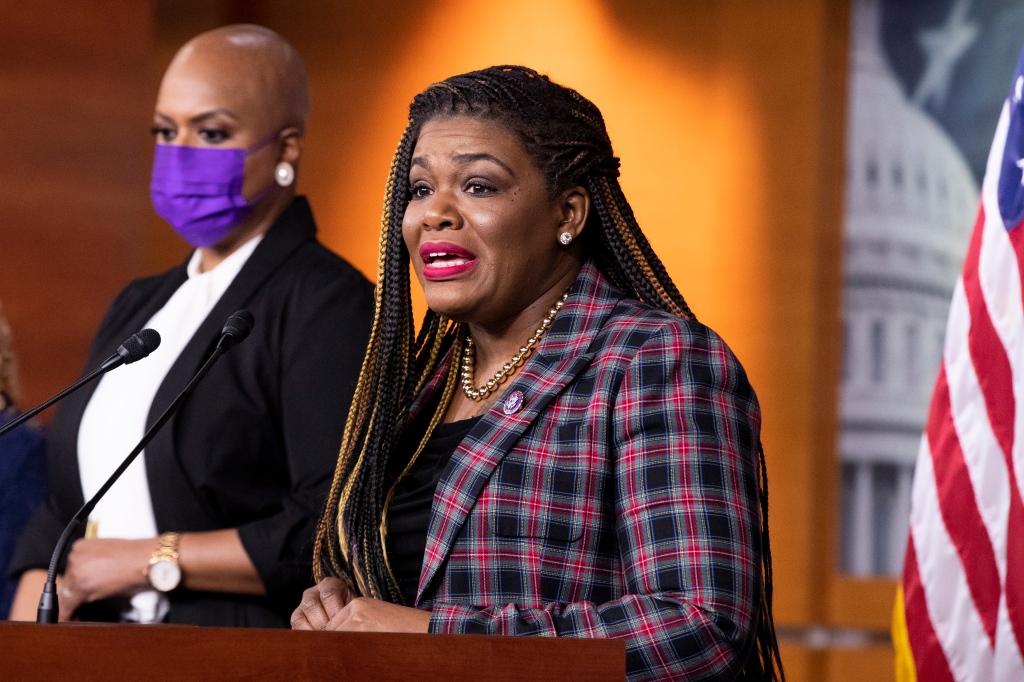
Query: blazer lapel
[[69, 266, 189, 426], [146, 198, 316, 428], [46, 266, 188, 515], [416, 262, 623, 601], [143, 198, 317, 525]]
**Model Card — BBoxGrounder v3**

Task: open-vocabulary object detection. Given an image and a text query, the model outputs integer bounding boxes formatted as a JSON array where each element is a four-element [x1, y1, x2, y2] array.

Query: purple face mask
[[150, 134, 278, 248]]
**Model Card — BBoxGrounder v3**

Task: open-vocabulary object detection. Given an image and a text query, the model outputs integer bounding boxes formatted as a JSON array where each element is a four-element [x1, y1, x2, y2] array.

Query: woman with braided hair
[[292, 65, 783, 681]]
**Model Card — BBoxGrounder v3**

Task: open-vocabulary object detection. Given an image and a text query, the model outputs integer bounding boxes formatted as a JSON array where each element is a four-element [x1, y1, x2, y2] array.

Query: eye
[[410, 182, 433, 199], [465, 180, 497, 195], [198, 128, 230, 144], [151, 126, 176, 143]]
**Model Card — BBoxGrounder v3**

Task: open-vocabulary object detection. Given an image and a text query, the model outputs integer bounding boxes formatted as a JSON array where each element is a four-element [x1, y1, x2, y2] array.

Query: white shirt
[[76, 235, 262, 623]]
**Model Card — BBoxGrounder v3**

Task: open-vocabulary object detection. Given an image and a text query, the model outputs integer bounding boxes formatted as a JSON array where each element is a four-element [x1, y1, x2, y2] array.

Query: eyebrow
[[411, 152, 515, 176], [453, 153, 515, 175]]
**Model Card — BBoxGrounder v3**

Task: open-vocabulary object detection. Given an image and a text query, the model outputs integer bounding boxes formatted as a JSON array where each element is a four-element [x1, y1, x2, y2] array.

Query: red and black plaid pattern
[[412, 262, 763, 682]]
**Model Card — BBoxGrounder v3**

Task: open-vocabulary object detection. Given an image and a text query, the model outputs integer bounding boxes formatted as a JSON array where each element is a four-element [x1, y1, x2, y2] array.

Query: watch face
[[149, 559, 181, 592]]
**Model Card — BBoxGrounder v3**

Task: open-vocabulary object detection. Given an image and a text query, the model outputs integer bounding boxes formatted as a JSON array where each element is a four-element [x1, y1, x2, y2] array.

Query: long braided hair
[[314, 65, 783, 680]]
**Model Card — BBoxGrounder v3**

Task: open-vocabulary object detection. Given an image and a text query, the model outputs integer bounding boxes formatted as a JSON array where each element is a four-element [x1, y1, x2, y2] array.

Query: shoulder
[[274, 238, 374, 296], [92, 265, 186, 342], [111, 267, 182, 310], [596, 297, 739, 365], [592, 298, 756, 405]]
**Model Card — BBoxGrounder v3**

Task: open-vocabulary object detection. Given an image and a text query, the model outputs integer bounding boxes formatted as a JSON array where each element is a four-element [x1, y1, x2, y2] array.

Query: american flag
[[894, 48, 1024, 681]]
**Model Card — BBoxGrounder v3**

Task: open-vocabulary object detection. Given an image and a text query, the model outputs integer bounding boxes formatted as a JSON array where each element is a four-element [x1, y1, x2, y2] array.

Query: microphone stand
[[36, 345, 228, 624], [0, 331, 160, 440], [1, 365, 108, 440]]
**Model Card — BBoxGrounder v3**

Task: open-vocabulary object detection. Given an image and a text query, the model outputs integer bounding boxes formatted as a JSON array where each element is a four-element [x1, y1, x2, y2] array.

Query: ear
[[278, 126, 304, 166], [556, 185, 590, 242]]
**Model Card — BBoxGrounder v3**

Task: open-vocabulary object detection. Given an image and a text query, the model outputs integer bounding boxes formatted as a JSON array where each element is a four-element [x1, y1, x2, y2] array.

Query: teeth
[[426, 250, 474, 267], [431, 258, 468, 268]]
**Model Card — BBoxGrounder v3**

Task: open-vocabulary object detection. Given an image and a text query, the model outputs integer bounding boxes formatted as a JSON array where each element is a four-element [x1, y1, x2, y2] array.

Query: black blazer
[[10, 197, 374, 627]]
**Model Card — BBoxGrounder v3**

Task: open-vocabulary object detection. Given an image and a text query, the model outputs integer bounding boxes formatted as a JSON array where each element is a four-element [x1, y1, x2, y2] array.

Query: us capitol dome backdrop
[[839, 0, 976, 577]]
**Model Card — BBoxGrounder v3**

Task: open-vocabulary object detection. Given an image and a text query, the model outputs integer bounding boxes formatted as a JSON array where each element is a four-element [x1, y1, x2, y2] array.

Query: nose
[[419, 189, 462, 232]]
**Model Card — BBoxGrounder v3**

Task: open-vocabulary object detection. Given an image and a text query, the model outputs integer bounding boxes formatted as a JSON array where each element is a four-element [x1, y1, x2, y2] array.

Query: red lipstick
[[419, 241, 478, 280]]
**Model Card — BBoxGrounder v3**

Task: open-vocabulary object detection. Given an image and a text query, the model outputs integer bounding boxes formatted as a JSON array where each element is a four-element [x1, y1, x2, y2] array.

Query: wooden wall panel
[[0, 1, 152, 410]]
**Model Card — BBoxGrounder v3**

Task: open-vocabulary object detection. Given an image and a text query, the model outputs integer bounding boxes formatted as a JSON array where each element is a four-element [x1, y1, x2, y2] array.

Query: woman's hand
[[291, 577, 354, 630], [60, 537, 154, 615], [291, 578, 431, 633], [326, 597, 432, 633]]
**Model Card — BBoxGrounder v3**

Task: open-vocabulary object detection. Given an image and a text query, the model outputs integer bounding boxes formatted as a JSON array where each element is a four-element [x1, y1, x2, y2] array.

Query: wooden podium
[[0, 622, 625, 681]]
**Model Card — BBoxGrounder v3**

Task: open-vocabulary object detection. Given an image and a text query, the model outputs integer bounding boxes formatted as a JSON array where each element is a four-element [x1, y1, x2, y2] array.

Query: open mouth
[[419, 241, 478, 280], [424, 251, 473, 268]]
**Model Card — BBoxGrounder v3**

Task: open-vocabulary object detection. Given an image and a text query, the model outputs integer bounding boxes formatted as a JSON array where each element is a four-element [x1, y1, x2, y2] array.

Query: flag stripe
[[963, 208, 1016, 462], [977, 100, 1024, 509], [995, 595, 1024, 681], [942, 276, 1024, 676], [926, 366, 1000, 645], [1005, 506, 1024, 661], [902, 54, 1024, 680], [945, 280, 1011, 580], [975, 159, 1024, 655], [910, 440, 995, 680], [943, 276, 1024, 678], [904, 539, 956, 682]]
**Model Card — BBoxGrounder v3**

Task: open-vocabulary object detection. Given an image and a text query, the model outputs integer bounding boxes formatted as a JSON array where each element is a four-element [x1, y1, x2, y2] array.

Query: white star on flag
[[912, 0, 980, 110]]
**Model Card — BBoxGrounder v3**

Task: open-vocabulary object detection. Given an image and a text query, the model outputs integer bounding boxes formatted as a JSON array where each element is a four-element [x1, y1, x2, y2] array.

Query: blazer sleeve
[[5, 492, 73, 579], [236, 267, 373, 607], [427, 322, 764, 682]]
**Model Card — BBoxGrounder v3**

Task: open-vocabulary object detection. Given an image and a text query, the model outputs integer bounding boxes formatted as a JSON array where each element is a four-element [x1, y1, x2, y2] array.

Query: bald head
[[161, 24, 310, 135], [152, 25, 311, 247]]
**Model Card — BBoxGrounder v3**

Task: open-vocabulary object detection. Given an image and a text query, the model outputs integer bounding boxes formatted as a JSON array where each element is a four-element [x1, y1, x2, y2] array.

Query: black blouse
[[386, 414, 481, 606]]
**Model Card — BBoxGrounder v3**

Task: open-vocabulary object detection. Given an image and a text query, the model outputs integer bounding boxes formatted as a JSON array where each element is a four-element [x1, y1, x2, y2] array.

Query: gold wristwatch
[[146, 532, 182, 592]]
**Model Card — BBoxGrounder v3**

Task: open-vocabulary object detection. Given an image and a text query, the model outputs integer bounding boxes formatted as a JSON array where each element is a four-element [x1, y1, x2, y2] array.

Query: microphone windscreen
[[222, 310, 254, 344], [119, 329, 162, 364]]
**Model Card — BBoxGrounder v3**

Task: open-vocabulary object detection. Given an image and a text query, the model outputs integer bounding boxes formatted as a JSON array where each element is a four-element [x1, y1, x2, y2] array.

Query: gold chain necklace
[[461, 291, 569, 401]]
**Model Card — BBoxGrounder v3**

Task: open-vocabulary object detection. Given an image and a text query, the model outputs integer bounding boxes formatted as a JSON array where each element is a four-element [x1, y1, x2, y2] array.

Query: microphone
[[100, 328, 162, 371], [216, 309, 254, 352], [0, 329, 161, 440], [36, 311, 255, 624]]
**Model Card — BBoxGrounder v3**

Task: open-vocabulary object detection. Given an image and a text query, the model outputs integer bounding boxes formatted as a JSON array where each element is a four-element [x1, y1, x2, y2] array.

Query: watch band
[[152, 532, 181, 562]]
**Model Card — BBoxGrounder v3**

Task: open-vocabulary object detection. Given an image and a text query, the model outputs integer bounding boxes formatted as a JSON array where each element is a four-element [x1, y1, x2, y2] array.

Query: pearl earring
[[558, 232, 573, 246], [275, 162, 295, 187]]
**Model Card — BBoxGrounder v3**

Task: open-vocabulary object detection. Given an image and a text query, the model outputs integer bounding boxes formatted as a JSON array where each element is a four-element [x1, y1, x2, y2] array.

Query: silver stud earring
[[558, 231, 573, 246], [275, 162, 295, 187]]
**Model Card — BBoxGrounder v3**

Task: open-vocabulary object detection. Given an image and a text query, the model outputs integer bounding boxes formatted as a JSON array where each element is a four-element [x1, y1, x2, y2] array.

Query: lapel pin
[[503, 390, 524, 415]]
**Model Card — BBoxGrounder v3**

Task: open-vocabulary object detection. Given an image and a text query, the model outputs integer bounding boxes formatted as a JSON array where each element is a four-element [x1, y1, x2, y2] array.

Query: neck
[[197, 190, 293, 273], [466, 262, 582, 377]]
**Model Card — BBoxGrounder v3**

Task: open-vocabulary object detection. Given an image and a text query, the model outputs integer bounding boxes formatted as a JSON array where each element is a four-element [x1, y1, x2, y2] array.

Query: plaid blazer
[[411, 261, 763, 682]]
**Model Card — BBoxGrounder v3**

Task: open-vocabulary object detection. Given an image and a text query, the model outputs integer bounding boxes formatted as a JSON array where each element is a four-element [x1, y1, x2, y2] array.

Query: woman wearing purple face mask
[[7, 25, 374, 628]]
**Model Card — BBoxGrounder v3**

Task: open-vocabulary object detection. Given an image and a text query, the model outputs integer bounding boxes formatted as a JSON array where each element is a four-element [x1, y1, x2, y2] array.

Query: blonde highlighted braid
[[313, 66, 782, 680]]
